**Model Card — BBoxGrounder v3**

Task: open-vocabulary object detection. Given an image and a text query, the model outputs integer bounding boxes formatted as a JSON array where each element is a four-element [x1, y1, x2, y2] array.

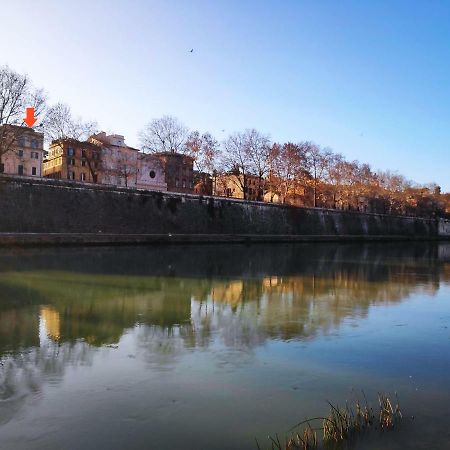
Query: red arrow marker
[[24, 107, 37, 128]]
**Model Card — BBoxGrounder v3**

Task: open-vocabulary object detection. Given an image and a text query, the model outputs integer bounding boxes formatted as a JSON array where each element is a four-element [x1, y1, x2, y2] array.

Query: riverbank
[[0, 232, 449, 247], [1, 175, 448, 244]]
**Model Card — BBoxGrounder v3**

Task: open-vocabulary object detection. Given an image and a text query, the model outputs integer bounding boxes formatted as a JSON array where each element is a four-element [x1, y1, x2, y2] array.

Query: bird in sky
[[189, 48, 194, 53]]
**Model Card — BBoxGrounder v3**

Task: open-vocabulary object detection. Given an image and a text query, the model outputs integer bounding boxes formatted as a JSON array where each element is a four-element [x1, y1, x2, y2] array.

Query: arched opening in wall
[[149, 170, 156, 179]]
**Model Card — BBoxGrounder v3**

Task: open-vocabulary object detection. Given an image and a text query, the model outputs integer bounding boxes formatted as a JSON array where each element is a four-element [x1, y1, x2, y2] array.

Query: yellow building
[[213, 173, 264, 201], [43, 138, 101, 183]]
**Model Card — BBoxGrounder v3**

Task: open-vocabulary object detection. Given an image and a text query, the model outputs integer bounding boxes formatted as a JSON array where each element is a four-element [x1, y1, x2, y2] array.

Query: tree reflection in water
[[0, 242, 448, 426]]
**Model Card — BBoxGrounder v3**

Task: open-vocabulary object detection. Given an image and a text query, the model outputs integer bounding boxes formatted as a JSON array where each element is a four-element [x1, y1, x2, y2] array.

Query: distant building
[[43, 138, 101, 183], [0, 125, 44, 177], [193, 171, 213, 196], [89, 132, 137, 188], [154, 152, 194, 194], [213, 173, 264, 201], [89, 132, 166, 191], [136, 153, 167, 191]]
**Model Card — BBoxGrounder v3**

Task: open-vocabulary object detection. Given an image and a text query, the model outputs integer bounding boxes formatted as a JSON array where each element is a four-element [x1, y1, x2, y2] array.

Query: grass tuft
[[260, 392, 403, 449]]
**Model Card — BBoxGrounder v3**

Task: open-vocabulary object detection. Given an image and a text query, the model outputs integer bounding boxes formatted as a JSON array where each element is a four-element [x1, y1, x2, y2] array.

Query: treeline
[[140, 116, 449, 218], [1, 65, 448, 218]]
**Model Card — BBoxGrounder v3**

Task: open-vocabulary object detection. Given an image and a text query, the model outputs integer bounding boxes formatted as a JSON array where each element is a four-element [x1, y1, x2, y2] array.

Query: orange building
[[43, 138, 101, 183]]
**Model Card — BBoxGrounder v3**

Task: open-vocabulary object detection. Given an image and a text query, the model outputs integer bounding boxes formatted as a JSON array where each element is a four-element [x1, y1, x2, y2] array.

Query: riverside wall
[[0, 175, 448, 245]]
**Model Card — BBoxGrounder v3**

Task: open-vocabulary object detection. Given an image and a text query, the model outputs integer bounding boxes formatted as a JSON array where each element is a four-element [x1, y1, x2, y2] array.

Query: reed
[[259, 392, 403, 450]]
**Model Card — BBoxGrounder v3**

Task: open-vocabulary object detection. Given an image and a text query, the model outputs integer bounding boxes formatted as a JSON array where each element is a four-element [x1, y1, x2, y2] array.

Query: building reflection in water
[[0, 242, 448, 420]]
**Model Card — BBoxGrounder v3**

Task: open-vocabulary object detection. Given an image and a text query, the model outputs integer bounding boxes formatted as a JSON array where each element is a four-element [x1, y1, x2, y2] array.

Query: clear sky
[[1, 0, 449, 190]]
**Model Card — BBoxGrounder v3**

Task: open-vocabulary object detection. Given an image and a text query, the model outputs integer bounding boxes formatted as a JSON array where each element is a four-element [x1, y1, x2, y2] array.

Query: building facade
[[43, 139, 101, 183], [154, 152, 194, 194], [89, 132, 167, 191], [213, 173, 264, 201], [89, 133, 138, 188], [136, 153, 167, 191], [0, 125, 44, 178]]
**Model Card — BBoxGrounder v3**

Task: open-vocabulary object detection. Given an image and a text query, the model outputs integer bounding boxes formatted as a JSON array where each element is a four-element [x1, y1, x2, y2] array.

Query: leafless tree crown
[[140, 116, 188, 154]]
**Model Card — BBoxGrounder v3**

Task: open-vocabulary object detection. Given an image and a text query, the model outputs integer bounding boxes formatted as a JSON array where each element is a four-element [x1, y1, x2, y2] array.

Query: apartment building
[[213, 173, 264, 201], [154, 152, 194, 194], [89, 132, 167, 191], [0, 125, 44, 177], [43, 138, 101, 183]]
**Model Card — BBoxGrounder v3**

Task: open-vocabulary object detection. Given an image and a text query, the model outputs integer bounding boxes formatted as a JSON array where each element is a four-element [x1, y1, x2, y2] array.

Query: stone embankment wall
[[0, 175, 448, 243]]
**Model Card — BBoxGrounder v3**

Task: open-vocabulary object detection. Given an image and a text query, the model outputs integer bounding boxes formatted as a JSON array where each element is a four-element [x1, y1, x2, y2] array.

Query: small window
[[31, 139, 38, 149], [67, 147, 74, 156], [80, 173, 86, 181], [32, 167, 37, 176], [175, 178, 179, 187], [182, 179, 186, 188], [81, 160, 86, 166], [69, 158, 75, 166], [149, 170, 156, 179], [18, 150, 24, 157], [18, 165, 24, 175], [81, 150, 86, 158], [0, 163, 4, 173], [68, 172, 75, 180]]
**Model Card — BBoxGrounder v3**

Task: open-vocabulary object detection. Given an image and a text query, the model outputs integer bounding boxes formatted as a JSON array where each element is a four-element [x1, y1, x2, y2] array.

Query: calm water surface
[[0, 243, 449, 450]]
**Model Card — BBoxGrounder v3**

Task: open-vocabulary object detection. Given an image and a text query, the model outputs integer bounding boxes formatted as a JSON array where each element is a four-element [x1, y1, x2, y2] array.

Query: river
[[0, 243, 449, 449]]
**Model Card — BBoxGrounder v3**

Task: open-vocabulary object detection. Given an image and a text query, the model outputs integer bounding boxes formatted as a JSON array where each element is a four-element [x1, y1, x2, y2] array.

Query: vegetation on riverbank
[[258, 393, 403, 450]]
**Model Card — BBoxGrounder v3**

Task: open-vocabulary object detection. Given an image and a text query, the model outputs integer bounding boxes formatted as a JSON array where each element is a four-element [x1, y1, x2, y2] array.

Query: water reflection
[[0, 242, 449, 447]]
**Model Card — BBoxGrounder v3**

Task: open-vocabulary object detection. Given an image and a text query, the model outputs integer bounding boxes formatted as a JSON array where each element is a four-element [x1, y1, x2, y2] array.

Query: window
[[31, 139, 38, 149], [31, 152, 39, 159], [175, 178, 179, 187], [68, 172, 75, 180], [81, 159, 86, 167], [81, 150, 86, 158], [182, 179, 186, 188], [80, 173, 86, 181], [69, 158, 75, 166], [32, 167, 37, 176], [18, 137, 25, 147], [67, 147, 74, 156], [18, 150, 24, 157], [0, 163, 4, 173], [18, 165, 24, 175], [149, 170, 156, 179]]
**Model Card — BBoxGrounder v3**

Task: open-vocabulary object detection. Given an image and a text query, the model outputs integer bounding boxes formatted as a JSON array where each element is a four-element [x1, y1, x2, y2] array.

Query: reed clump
[[257, 392, 403, 450]]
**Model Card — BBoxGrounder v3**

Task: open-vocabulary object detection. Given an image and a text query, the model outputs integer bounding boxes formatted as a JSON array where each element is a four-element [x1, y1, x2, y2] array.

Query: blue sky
[[1, 0, 449, 190]]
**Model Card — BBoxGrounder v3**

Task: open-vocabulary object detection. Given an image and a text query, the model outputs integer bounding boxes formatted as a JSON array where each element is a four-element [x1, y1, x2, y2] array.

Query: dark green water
[[0, 243, 449, 449]]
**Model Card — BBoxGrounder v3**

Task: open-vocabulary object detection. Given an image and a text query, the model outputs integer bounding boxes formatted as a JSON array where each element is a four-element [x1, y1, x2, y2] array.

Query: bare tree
[[221, 129, 270, 200], [0, 65, 46, 158], [221, 132, 251, 199], [269, 142, 309, 203], [43, 103, 99, 182], [140, 116, 188, 153], [303, 142, 332, 207], [185, 130, 219, 174], [245, 129, 271, 199], [42, 103, 97, 142]]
